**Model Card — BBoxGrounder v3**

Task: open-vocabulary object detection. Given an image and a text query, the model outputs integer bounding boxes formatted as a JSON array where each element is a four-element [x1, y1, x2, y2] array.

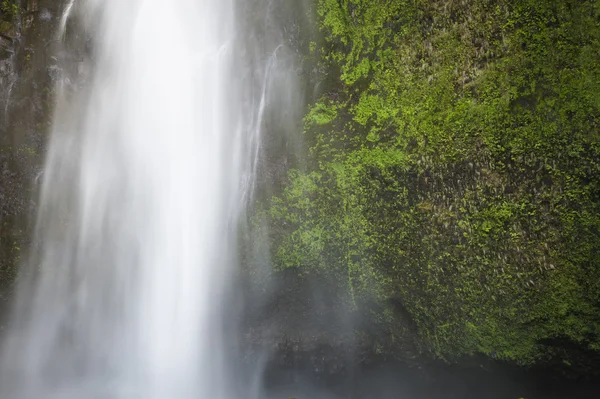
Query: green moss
[[0, 1, 19, 21], [0, 20, 13, 34], [306, 101, 339, 126], [258, 0, 600, 366]]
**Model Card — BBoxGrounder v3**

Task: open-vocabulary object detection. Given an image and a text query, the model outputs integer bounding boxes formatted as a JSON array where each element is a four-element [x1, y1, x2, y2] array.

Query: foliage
[[258, 0, 600, 366], [0, 0, 19, 20]]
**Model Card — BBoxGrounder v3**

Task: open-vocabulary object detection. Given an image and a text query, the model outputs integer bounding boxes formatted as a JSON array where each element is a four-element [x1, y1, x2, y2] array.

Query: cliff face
[[248, 0, 600, 376], [0, 0, 64, 316]]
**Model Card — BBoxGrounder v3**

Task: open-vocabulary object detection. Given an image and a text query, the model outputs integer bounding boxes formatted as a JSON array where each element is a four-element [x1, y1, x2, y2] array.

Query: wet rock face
[[0, 0, 63, 316], [237, 267, 421, 379], [239, 270, 357, 374]]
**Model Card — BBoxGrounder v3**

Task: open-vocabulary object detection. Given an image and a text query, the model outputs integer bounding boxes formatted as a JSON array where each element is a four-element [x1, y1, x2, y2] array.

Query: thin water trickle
[[0, 0, 275, 397], [57, 0, 76, 40]]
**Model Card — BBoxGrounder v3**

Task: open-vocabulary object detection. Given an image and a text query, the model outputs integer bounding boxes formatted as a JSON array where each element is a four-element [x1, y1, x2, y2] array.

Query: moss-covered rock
[[256, 0, 600, 370]]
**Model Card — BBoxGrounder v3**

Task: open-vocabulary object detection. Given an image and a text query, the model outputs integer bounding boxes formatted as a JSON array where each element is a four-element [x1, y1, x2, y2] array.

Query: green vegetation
[[0, 0, 19, 20], [256, 0, 600, 367], [0, 0, 18, 40]]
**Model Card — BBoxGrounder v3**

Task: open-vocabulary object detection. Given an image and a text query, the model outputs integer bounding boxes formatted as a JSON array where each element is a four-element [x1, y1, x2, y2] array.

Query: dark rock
[[0, 0, 64, 319]]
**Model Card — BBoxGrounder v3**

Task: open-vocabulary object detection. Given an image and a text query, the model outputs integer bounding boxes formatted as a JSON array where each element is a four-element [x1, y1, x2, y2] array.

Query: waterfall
[[0, 0, 287, 397]]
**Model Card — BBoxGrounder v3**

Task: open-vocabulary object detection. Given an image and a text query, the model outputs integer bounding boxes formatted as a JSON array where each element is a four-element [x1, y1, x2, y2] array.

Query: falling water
[[0, 0, 293, 397], [57, 0, 76, 40]]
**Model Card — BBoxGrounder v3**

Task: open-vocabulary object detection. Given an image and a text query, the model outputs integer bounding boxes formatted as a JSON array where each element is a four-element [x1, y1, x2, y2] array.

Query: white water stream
[[0, 0, 279, 397]]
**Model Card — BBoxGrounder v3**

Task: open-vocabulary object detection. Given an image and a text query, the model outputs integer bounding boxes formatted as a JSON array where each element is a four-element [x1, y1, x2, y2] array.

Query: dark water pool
[[263, 363, 599, 399]]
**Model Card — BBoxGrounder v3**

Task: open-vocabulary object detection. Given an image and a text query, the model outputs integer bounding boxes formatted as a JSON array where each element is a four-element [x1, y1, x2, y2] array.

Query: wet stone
[[0, 37, 12, 58], [26, 0, 40, 13], [22, 14, 35, 30], [0, 59, 12, 77]]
